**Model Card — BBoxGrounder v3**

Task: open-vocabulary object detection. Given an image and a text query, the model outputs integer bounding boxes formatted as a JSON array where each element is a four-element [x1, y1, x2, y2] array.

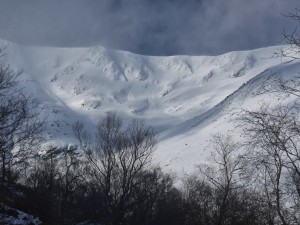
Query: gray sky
[[0, 0, 299, 55]]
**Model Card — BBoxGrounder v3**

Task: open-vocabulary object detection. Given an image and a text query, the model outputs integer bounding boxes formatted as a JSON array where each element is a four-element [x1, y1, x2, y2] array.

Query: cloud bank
[[0, 0, 299, 55]]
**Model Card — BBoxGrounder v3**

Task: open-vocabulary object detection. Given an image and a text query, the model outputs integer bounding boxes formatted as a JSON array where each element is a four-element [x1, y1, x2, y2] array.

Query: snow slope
[[0, 203, 41, 225], [1, 39, 298, 175]]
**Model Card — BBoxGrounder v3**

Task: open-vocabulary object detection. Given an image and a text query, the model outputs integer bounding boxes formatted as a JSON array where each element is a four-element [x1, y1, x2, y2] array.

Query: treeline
[[1, 106, 300, 225]]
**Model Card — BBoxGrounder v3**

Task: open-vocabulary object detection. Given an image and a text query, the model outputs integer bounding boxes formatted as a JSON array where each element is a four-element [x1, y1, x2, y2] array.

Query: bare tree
[[0, 48, 20, 94], [73, 112, 157, 225], [257, 9, 300, 100], [0, 51, 45, 183], [273, 9, 300, 60], [239, 103, 300, 225], [183, 175, 215, 225], [56, 145, 85, 224], [198, 134, 244, 225]]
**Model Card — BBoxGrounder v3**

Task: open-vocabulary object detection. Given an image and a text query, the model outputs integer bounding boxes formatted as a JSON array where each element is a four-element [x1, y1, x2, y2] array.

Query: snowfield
[[1, 39, 299, 176]]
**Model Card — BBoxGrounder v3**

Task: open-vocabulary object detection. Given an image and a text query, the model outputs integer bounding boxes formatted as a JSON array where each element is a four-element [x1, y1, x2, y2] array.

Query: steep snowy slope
[[0, 39, 297, 175], [156, 60, 300, 174]]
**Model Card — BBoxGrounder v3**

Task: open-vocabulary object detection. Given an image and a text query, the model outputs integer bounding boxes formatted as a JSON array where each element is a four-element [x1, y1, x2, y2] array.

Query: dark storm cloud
[[0, 0, 298, 55]]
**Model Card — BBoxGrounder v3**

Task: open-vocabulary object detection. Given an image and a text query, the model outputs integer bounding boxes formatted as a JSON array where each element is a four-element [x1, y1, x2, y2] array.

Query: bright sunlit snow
[[1, 39, 298, 176]]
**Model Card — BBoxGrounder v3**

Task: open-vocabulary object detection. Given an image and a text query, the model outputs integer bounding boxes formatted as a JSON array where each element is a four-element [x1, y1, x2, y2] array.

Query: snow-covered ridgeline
[[1, 39, 298, 174]]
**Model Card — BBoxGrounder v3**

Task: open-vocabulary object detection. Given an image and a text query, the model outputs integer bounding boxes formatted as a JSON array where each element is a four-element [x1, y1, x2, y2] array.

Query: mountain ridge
[[0, 39, 297, 174]]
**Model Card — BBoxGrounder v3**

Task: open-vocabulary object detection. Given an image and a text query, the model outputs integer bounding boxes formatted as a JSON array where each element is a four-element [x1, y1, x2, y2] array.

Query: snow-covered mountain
[[1, 40, 299, 175]]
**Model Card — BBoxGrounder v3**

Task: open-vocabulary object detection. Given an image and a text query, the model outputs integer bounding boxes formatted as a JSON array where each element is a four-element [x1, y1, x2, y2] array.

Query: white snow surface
[[0, 203, 41, 225], [1, 39, 299, 176]]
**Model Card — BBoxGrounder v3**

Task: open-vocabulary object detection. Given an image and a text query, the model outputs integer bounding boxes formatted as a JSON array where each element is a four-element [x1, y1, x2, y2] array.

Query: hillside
[[1, 39, 298, 175]]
